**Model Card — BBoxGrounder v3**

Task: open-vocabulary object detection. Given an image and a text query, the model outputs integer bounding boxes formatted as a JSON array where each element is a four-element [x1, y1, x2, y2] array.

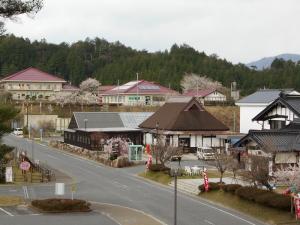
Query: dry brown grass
[[0, 196, 23, 206], [205, 106, 239, 132]]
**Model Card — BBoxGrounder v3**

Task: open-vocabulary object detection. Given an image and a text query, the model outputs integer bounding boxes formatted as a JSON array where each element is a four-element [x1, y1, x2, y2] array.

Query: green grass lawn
[[139, 171, 172, 185], [139, 169, 231, 186], [200, 190, 299, 225]]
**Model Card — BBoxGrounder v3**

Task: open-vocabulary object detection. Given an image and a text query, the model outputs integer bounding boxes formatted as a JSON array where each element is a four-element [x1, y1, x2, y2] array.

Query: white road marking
[[204, 219, 215, 225], [0, 207, 14, 216], [46, 154, 59, 160]]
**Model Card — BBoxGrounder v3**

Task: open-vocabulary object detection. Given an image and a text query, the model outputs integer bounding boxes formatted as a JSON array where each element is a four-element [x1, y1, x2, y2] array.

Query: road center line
[[0, 207, 14, 216]]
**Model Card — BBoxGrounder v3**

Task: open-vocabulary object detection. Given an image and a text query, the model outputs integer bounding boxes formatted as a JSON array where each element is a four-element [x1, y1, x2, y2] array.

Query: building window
[[269, 120, 286, 129]]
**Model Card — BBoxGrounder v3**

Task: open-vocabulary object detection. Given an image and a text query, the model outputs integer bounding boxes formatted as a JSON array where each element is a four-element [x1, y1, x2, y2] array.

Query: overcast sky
[[4, 0, 300, 64]]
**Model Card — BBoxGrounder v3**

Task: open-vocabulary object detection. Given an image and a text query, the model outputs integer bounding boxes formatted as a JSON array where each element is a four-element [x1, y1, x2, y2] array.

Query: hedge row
[[198, 184, 291, 211], [235, 187, 291, 211], [31, 198, 91, 212]]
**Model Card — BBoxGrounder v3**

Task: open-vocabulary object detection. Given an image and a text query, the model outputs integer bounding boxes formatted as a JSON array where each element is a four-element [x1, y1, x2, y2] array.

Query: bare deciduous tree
[[152, 136, 182, 167], [241, 155, 273, 190], [209, 150, 232, 183]]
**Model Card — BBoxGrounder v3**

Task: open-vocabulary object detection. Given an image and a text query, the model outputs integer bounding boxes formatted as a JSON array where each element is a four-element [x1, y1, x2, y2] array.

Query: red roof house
[[101, 80, 180, 106], [0, 67, 67, 100]]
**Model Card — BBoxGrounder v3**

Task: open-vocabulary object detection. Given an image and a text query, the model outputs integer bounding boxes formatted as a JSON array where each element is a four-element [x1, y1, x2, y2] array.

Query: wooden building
[[64, 112, 152, 150]]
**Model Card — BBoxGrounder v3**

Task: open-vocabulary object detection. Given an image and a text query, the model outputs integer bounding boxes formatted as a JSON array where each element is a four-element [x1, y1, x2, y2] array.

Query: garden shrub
[[149, 164, 170, 172], [235, 186, 269, 201], [31, 198, 91, 212], [235, 186, 291, 211], [267, 195, 291, 211], [223, 184, 242, 193], [199, 182, 220, 192]]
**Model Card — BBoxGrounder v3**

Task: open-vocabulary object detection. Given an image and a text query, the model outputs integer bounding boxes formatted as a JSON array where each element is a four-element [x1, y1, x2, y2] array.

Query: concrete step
[[170, 180, 200, 195]]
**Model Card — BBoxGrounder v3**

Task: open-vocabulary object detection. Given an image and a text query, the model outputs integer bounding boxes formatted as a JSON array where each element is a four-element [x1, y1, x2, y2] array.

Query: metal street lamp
[[155, 122, 159, 164], [170, 167, 179, 225]]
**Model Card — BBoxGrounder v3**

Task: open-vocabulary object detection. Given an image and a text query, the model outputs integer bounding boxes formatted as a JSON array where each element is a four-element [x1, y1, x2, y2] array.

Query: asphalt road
[[1, 134, 266, 225]]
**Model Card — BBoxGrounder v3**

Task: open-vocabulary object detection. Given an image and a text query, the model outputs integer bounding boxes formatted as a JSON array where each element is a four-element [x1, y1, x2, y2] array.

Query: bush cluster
[[31, 198, 91, 212], [235, 187, 291, 211], [148, 164, 170, 172], [198, 183, 291, 211], [198, 182, 221, 192], [222, 184, 242, 193]]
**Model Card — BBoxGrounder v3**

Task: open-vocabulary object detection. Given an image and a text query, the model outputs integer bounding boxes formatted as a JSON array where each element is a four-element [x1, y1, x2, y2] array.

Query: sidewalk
[[91, 202, 166, 225]]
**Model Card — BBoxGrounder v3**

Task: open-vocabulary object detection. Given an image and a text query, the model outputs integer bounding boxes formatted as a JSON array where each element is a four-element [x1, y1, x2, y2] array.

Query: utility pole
[[136, 72, 139, 105], [174, 172, 177, 225], [233, 111, 236, 133]]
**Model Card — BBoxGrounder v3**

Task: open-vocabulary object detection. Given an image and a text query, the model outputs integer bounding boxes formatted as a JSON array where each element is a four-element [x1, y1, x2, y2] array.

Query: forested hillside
[[1, 34, 300, 95]]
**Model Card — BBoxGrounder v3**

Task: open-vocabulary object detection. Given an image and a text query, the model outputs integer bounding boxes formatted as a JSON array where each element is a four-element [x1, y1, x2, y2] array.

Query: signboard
[[55, 183, 65, 196], [295, 197, 300, 219], [20, 161, 30, 171], [203, 172, 209, 192], [128, 96, 140, 101], [5, 167, 13, 183]]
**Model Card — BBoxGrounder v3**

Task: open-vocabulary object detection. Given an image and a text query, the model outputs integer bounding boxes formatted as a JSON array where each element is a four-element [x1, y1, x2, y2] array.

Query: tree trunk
[[220, 172, 223, 183]]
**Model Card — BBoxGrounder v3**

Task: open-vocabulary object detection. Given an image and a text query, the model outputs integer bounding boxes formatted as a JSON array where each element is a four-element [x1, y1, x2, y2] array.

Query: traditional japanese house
[[139, 97, 229, 152], [232, 119, 300, 173]]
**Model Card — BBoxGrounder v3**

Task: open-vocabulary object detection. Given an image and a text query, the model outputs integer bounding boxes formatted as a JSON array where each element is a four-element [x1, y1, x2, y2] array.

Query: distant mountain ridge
[[247, 53, 300, 70]]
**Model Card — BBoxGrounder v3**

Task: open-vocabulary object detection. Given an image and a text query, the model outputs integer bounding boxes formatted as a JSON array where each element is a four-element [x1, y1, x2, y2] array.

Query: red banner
[[146, 155, 152, 169], [295, 197, 300, 219], [203, 172, 209, 192]]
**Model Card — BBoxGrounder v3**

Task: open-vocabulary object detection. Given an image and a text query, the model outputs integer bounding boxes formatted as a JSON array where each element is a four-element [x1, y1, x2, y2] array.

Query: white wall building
[[236, 89, 285, 134]]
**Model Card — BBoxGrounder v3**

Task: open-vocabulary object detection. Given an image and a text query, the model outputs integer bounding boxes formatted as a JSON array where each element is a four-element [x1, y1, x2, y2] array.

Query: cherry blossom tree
[[79, 78, 101, 94], [180, 73, 223, 93], [274, 165, 300, 191]]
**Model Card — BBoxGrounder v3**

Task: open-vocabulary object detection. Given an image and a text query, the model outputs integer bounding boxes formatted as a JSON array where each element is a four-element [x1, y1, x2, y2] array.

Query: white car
[[13, 128, 23, 136], [197, 147, 215, 160]]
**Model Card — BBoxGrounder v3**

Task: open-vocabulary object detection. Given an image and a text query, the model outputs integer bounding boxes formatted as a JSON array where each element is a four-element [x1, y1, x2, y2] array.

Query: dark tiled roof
[[253, 94, 300, 121], [139, 97, 229, 131], [74, 112, 123, 129], [71, 112, 152, 129], [236, 89, 283, 104], [233, 129, 300, 152]]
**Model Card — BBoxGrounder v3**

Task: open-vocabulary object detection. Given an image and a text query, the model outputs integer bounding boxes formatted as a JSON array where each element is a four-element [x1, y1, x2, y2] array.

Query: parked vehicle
[[13, 128, 23, 136], [197, 147, 215, 160]]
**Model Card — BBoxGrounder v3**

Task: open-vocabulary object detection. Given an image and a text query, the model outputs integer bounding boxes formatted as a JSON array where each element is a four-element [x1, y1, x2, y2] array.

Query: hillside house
[[100, 80, 179, 106], [183, 88, 226, 104], [0, 67, 74, 101]]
